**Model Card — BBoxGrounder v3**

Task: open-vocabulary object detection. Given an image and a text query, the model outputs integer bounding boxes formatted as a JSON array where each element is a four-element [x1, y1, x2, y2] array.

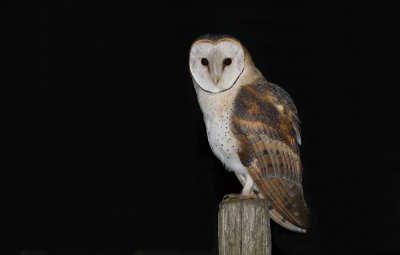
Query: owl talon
[[222, 193, 257, 201], [222, 194, 241, 201], [242, 193, 258, 199]]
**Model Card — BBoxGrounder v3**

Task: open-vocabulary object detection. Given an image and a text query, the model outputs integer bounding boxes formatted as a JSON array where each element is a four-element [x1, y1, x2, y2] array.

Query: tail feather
[[235, 173, 309, 233]]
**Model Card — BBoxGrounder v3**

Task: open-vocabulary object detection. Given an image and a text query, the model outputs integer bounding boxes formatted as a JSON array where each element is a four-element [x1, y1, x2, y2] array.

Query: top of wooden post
[[218, 198, 271, 255]]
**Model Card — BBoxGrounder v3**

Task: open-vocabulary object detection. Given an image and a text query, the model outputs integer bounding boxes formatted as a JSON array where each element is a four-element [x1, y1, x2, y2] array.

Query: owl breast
[[196, 87, 248, 175]]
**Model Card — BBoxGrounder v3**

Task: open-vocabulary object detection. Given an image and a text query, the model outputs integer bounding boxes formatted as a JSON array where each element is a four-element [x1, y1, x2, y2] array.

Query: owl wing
[[232, 80, 310, 231]]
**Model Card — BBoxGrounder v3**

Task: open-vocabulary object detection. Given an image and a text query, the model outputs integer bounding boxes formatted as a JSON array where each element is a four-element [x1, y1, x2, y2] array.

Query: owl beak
[[211, 63, 221, 84], [212, 75, 219, 84]]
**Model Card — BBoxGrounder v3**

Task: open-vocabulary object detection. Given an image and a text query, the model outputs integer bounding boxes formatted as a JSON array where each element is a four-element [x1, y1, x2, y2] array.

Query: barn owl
[[189, 34, 310, 233]]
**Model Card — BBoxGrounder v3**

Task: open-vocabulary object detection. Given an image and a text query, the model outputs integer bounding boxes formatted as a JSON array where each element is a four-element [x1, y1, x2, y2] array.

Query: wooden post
[[218, 198, 271, 255]]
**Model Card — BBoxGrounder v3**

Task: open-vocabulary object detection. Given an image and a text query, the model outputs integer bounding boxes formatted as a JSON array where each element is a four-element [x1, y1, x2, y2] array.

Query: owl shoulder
[[232, 78, 301, 145]]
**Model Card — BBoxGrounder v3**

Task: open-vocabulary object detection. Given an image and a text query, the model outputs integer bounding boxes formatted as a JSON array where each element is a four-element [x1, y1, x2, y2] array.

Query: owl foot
[[222, 193, 258, 201]]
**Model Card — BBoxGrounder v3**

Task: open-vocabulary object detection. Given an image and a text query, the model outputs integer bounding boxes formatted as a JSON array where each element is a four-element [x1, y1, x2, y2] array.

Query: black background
[[1, 1, 400, 255]]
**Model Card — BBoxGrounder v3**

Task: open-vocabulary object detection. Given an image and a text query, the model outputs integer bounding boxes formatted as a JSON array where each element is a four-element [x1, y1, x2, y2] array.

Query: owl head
[[189, 34, 257, 93]]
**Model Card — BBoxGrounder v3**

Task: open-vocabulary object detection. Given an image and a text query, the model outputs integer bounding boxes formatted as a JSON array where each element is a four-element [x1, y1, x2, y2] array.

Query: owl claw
[[222, 193, 258, 201], [222, 194, 240, 201]]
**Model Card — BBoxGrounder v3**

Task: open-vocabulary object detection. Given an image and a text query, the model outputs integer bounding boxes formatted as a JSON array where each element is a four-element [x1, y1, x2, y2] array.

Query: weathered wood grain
[[218, 198, 271, 255]]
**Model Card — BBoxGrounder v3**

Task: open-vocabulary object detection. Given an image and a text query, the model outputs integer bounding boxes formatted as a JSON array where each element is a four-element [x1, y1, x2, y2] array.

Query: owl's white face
[[189, 39, 245, 93]]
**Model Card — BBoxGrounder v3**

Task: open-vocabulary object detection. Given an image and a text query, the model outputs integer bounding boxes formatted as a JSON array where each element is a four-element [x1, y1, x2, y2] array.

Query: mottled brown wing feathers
[[232, 80, 310, 229]]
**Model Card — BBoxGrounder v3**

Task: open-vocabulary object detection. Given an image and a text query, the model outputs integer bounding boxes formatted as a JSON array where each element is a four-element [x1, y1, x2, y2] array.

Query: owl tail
[[269, 207, 309, 233], [257, 178, 310, 233], [235, 173, 310, 233], [267, 186, 310, 233]]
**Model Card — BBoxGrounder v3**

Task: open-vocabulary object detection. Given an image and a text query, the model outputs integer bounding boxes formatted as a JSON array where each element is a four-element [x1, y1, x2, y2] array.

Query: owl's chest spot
[[205, 112, 235, 158], [202, 102, 247, 175]]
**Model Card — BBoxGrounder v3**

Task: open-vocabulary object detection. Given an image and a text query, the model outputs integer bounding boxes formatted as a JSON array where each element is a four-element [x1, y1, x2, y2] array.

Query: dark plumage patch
[[233, 84, 280, 128]]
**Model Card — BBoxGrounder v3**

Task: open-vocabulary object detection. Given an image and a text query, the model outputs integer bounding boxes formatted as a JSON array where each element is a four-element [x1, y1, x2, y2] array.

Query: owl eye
[[223, 58, 232, 66], [201, 58, 208, 66]]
